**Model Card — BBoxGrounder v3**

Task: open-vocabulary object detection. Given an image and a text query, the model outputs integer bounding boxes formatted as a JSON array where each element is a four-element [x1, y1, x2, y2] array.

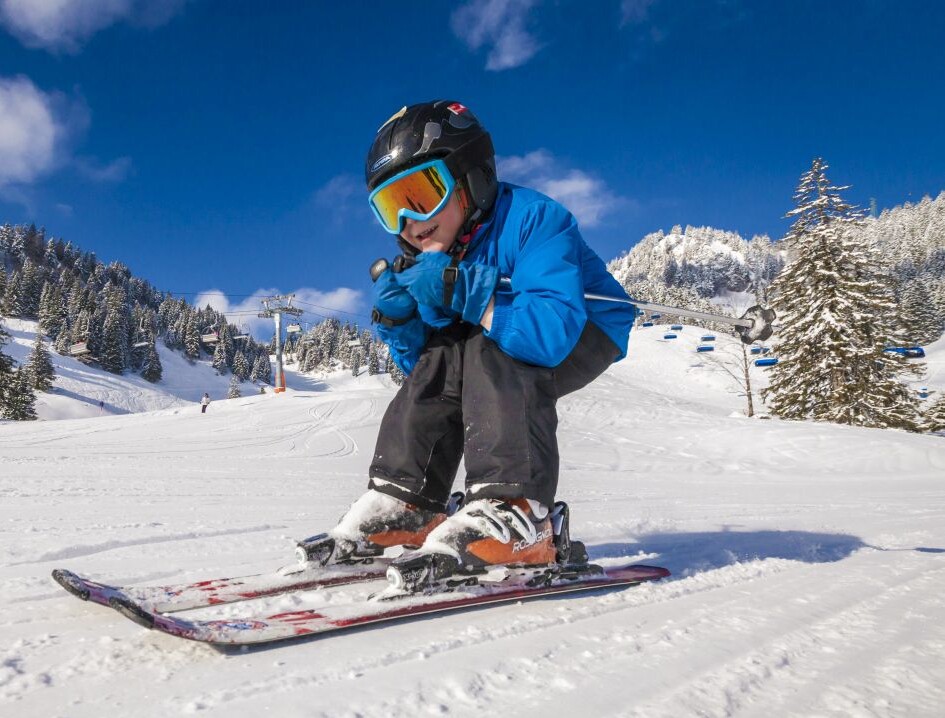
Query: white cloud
[[0, 75, 63, 188], [0, 74, 130, 195], [0, 0, 188, 53], [193, 287, 366, 341], [498, 149, 632, 228], [451, 0, 542, 71]]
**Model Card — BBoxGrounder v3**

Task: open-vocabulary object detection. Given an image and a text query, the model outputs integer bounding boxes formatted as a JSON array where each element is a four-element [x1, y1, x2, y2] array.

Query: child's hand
[[393, 251, 452, 308], [395, 252, 499, 325], [373, 269, 417, 320]]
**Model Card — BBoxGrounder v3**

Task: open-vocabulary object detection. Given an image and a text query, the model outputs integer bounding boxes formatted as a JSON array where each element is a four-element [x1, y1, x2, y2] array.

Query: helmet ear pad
[[463, 158, 498, 214]]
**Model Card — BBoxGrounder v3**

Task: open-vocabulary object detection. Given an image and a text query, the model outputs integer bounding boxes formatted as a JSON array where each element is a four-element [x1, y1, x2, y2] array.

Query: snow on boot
[[386, 498, 557, 592], [296, 490, 453, 566]]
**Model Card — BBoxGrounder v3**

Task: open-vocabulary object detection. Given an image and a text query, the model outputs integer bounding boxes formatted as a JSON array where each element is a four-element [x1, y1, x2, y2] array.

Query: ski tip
[[109, 596, 155, 630], [52, 569, 90, 601]]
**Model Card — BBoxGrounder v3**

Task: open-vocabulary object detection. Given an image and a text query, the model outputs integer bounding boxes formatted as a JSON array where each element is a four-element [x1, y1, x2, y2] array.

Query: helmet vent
[[415, 121, 442, 156]]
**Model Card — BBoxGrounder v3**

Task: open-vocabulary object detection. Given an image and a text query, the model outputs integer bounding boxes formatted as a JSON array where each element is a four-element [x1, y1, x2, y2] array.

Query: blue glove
[[372, 268, 417, 323], [394, 251, 499, 325], [376, 315, 429, 375]]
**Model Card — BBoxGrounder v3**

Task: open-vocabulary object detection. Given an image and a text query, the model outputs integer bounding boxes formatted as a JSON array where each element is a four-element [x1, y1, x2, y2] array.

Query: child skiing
[[304, 101, 636, 591]]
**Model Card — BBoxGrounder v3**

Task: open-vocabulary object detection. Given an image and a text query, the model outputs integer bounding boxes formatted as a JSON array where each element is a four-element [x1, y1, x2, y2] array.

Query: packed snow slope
[[2, 323, 944, 717]]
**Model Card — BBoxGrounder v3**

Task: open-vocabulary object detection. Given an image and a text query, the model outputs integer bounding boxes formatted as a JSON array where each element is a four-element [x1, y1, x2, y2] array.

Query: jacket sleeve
[[376, 315, 430, 376], [484, 200, 587, 367]]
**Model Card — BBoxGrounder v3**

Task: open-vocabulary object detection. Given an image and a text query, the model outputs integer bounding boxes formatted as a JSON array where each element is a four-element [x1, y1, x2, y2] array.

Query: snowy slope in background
[[1, 321, 944, 717], [1, 318, 278, 420]]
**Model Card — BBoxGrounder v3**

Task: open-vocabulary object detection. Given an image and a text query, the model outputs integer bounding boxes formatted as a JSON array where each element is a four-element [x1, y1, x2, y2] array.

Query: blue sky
[[1, 1, 944, 333]]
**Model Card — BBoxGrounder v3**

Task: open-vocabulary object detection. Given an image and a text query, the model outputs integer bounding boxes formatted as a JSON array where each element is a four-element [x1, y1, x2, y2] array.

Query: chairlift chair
[[69, 341, 90, 357], [286, 323, 302, 334], [201, 331, 220, 344]]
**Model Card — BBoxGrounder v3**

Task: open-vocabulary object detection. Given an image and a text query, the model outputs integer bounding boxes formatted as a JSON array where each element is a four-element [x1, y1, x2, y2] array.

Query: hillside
[[2, 321, 944, 716]]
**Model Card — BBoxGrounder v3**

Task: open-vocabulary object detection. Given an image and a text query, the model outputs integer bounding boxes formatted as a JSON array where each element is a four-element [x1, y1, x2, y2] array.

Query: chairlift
[[700, 335, 716, 341], [133, 339, 150, 349], [670, 324, 683, 331], [201, 330, 220, 344], [346, 339, 362, 348], [883, 346, 925, 358], [286, 323, 302, 334], [69, 341, 90, 357], [663, 333, 678, 340], [696, 345, 714, 352], [754, 357, 778, 367]]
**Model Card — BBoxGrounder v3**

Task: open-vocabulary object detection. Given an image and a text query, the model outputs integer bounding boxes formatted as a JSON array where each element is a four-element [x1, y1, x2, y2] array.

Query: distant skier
[[309, 101, 636, 589], [98, 400, 105, 414], [200, 393, 210, 414]]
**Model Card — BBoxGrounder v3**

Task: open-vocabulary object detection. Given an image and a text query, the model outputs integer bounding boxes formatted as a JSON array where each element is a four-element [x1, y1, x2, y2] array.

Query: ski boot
[[386, 499, 595, 593], [295, 490, 463, 567]]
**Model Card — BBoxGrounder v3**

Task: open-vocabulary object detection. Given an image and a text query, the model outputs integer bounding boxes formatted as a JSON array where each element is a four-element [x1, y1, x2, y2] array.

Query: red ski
[[103, 564, 670, 646], [52, 562, 387, 614]]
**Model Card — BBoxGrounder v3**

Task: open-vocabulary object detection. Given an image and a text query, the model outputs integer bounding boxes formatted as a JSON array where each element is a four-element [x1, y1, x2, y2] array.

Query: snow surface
[[2, 321, 945, 717]]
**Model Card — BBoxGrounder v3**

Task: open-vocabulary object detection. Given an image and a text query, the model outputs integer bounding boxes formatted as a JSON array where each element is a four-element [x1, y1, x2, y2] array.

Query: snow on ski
[[51, 563, 387, 614], [100, 564, 670, 646]]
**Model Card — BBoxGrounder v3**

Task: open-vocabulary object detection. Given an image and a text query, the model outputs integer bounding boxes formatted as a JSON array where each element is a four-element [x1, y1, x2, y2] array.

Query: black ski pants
[[368, 320, 620, 510]]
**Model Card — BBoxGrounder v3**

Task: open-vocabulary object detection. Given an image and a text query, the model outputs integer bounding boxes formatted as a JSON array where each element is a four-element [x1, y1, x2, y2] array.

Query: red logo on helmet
[[447, 103, 468, 115]]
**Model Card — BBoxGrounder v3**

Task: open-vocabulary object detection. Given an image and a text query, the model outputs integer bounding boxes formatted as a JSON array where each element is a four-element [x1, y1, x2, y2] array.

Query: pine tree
[[351, 349, 362, 377], [924, 393, 945, 432], [251, 353, 272, 384], [227, 375, 241, 399], [367, 343, 380, 375], [211, 338, 228, 374], [764, 159, 921, 430], [2, 369, 37, 420], [100, 287, 130, 374], [141, 343, 163, 383], [232, 350, 250, 380], [184, 314, 201, 360], [3, 270, 21, 316], [26, 333, 55, 391], [0, 318, 18, 414]]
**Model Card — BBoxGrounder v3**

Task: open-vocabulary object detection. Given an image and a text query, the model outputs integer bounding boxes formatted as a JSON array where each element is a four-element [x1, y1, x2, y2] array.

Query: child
[[312, 101, 635, 589]]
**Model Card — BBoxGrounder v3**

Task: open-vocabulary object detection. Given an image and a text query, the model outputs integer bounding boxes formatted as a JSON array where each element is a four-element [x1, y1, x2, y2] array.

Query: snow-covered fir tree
[[251, 353, 272, 384], [25, 333, 56, 392], [764, 158, 921, 430], [3, 369, 37, 420], [924, 393, 945, 432], [0, 318, 19, 415], [211, 337, 228, 374], [140, 343, 163, 383], [227, 375, 241, 399], [232, 350, 250, 381], [350, 349, 362, 377], [367, 343, 379, 375]]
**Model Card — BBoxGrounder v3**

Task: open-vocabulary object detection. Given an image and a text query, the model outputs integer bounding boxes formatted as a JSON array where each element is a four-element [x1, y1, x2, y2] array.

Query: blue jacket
[[378, 183, 636, 374]]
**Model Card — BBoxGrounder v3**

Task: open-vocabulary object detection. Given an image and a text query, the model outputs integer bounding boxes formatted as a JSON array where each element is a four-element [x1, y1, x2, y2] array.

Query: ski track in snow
[[1, 322, 944, 716]]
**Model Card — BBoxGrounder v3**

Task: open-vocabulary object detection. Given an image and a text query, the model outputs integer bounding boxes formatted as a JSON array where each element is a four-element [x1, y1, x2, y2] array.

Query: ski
[[51, 562, 388, 614], [102, 563, 670, 646]]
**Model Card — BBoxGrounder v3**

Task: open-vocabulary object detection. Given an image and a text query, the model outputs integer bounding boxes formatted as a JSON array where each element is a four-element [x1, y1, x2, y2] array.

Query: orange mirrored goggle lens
[[371, 163, 452, 233]]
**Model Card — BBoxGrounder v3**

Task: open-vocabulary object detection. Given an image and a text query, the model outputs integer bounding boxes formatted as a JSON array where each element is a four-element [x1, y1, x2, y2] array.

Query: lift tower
[[258, 295, 303, 393]]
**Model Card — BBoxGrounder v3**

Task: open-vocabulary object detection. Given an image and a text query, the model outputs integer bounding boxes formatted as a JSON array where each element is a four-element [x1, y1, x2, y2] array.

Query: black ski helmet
[[365, 101, 498, 236]]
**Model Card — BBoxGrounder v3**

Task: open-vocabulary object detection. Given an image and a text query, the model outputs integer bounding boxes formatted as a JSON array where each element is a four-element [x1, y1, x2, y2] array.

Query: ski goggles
[[368, 159, 457, 234]]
